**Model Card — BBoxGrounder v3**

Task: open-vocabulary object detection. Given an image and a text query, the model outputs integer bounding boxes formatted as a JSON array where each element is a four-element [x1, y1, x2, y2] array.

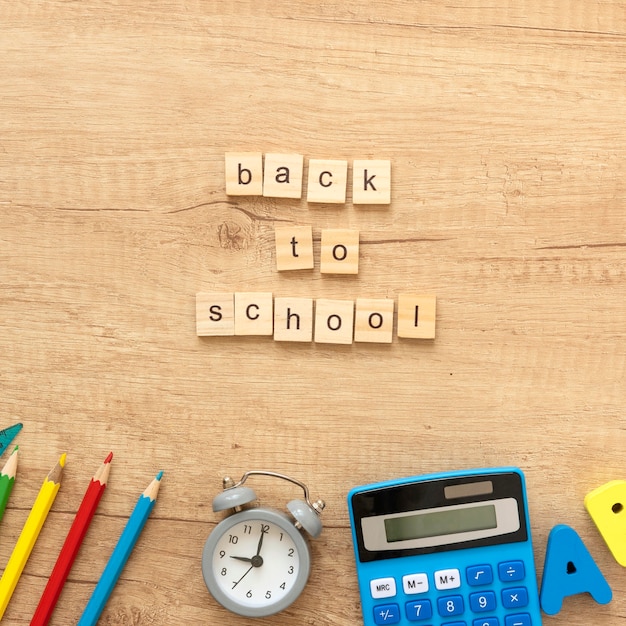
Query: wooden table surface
[[2, 1, 626, 624]]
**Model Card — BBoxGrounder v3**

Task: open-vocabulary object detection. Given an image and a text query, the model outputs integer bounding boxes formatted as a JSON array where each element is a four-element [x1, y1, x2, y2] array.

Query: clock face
[[202, 508, 311, 617]]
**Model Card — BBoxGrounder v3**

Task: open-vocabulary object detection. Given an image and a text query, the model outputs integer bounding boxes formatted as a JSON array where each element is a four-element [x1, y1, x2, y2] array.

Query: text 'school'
[[196, 293, 436, 344]]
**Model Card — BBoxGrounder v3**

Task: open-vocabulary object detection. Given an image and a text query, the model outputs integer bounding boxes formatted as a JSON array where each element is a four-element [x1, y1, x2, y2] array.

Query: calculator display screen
[[384, 503, 497, 542], [350, 470, 529, 563]]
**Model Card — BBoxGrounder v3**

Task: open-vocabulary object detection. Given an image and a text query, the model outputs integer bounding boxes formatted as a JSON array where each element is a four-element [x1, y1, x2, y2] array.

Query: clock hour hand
[[230, 555, 253, 563]]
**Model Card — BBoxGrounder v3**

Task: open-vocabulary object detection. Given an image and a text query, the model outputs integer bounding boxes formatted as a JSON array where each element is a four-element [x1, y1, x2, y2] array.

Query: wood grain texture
[[1, 1, 626, 623]]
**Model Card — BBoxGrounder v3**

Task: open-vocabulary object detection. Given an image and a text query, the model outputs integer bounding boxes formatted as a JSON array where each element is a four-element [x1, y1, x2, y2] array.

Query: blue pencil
[[77, 471, 163, 626]]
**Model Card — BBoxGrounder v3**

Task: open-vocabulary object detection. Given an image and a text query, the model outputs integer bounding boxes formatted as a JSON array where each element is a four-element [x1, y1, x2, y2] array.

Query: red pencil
[[30, 452, 113, 626]]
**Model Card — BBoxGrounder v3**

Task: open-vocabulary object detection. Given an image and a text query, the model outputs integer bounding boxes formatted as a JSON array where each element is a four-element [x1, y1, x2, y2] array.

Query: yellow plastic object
[[584, 480, 626, 566]]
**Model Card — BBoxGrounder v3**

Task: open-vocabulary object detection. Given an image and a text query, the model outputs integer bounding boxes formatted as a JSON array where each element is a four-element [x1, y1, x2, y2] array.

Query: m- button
[[402, 572, 429, 595], [434, 568, 461, 590], [370, 577, 397, 599]]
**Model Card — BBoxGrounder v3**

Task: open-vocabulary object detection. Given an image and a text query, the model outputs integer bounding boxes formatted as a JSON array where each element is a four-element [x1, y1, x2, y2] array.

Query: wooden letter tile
[[234, 292, 273, 336], [274, 297, 314, 342], [354, 298, 394, 343], [320, 229, 359, 275], [314, 299, 354, 345], [397, 294, 436, 339], [224, 153, 263, 196], [263, 153, 304, 198], [352, 159, 391, 205], [306, 159, 348, 203], [196, 292, 235, 336], [275, 226, 314, 271]]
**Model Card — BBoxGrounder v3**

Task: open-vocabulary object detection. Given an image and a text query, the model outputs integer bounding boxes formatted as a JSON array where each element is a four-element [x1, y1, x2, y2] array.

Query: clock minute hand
[[232, 564, 254, 588], [255, 526, 268, 557]]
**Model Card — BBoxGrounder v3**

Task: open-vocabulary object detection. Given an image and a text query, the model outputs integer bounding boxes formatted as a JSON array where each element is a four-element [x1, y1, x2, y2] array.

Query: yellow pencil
[[0, 453, 66, 620]]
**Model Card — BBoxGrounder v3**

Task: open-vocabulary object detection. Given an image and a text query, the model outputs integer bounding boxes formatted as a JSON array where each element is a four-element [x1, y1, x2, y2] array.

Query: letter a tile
[[263, 153, 304, 198]]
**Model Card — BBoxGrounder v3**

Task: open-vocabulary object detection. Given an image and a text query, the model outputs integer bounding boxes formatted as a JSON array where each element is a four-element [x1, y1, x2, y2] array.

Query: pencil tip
[[59, 453, 67, 467], [12, 446, 18, 453], [104, 451, 113, 464], [156, 470, 164, 481]]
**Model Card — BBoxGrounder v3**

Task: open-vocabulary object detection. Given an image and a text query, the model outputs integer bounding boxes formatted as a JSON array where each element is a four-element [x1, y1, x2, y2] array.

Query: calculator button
[[501, 587, 529, 609], [504, 614, 532, 626], [434, 568, 461, 590], [370, 577, 397, 599], [373, 603, 400, 624], [403, 572, 429, 595], [469, 591, 497, 613], [473, 619, 499, 626], [437, 594, 464, 617], [404, 599, 432, 621], [498, 561, 525, 582], [466, 565, 493, 586]]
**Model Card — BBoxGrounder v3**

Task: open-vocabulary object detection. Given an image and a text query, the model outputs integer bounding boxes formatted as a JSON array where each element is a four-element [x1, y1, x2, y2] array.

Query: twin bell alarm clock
[[201, 470, 325, 618]]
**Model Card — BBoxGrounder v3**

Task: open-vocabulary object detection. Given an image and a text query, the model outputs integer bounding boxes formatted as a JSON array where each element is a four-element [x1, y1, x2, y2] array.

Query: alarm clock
[[201, 470, 325, 618]]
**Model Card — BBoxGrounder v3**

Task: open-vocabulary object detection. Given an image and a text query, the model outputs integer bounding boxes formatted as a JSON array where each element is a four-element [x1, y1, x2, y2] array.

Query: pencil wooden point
[[143, 471, 163, 500], [94, 454, 113, 485], [0, 447, 19, 525], [1, 447, 19, 480], [47, 454, 66, 484]]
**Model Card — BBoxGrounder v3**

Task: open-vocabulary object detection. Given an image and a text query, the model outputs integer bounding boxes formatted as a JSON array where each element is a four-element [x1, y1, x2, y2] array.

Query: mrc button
[[370, 577, 397, 599]]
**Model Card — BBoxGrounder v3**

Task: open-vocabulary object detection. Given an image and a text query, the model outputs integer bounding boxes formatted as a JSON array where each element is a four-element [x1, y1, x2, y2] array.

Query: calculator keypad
[[370, 561, 534, 625]]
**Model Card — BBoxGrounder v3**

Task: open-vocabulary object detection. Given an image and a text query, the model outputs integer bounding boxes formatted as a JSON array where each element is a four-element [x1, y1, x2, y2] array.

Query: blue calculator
[[347, 468, 542, 626]]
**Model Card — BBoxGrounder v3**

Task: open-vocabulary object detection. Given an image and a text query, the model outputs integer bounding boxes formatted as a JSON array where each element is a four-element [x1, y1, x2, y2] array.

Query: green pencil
[[0, 447, 19, 523]]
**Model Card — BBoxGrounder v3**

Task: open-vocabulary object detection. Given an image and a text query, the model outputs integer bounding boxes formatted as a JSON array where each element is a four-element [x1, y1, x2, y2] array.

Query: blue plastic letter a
[[540, 524, 612, 615]]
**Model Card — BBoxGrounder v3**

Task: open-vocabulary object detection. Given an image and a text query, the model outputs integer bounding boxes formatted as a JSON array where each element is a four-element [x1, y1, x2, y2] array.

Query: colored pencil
[[0, 453, 66, 620], [77, 471, 163, 626], [0, 446, 19, 524], [30, 452, 113, 626]]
